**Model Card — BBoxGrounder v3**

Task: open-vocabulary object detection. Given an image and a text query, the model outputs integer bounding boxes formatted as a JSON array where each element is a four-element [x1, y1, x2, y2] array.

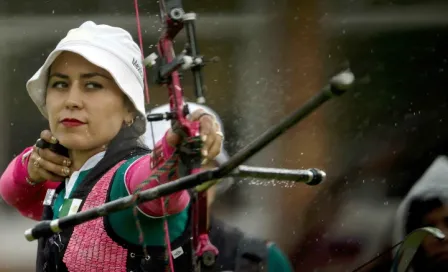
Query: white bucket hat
[[145, 103, 234, 194], [26, 21, 146, 134]]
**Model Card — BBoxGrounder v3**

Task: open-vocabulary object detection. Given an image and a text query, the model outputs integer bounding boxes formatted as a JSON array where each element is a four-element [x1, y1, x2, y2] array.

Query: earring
[[125, 119, 134, 127]]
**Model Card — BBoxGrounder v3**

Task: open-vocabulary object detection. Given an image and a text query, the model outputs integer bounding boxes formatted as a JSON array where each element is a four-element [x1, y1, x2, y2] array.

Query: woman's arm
[[107, 132, 191, 246], [124, 131, 190, 217], [0, 147, 59, 220]]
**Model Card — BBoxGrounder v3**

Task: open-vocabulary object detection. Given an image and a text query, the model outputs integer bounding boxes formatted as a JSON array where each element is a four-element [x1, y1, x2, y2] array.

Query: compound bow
[[24, 0, 355, 271]]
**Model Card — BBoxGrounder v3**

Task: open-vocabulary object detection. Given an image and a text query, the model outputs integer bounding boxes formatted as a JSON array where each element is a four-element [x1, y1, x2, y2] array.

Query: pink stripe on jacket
[[0, 134, 190, 221]]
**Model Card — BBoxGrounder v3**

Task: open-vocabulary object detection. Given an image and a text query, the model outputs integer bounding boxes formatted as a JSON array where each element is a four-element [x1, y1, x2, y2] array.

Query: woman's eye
[[85, 82, 103, 89], [51, 81, 68, 88]]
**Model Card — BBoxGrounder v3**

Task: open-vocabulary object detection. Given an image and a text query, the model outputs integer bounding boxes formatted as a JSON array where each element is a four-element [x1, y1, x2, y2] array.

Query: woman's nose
[[64, 84, 83, 109]]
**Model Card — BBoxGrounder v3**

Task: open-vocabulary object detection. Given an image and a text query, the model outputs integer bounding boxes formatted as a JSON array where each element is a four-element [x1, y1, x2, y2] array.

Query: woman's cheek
[[47, 115, 58, 134]]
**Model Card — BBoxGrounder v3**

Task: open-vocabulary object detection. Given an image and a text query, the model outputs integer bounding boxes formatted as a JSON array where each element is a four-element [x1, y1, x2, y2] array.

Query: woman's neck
[[69, 147, 106, 171]]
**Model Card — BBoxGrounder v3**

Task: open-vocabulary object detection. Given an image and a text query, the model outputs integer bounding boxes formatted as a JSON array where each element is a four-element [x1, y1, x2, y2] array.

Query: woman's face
[[45, 52, 133, 151]]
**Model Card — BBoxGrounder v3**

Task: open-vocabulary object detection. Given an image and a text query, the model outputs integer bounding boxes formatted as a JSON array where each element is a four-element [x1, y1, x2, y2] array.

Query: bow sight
[[143, 0, 207, 104]]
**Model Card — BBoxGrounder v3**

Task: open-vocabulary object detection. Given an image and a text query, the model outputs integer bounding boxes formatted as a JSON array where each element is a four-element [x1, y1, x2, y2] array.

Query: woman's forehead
[[50, 51, 111, 77]]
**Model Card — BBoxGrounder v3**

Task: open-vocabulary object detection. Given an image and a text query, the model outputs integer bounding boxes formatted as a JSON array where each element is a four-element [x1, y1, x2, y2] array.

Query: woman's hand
[[27, 130, 72, 183], [166, 109, 224, 164]]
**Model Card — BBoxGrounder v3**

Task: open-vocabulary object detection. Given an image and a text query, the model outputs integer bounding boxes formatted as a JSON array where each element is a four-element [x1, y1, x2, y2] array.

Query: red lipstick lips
[[61, 118, 86, 127]]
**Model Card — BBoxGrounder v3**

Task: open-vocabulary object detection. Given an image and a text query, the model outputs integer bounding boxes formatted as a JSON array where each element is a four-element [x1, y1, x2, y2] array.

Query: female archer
[[0, 21, 223, 272]]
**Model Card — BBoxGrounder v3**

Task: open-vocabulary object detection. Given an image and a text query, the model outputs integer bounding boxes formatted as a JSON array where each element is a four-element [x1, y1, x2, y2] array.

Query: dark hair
[[406, 197, 444, 235]]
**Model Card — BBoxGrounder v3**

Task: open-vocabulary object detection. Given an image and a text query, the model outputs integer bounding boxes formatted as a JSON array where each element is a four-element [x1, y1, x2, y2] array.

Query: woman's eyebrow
[[48, 72, 69, 79], [80, 72, 113, 80], [48, 72, 113, 81]]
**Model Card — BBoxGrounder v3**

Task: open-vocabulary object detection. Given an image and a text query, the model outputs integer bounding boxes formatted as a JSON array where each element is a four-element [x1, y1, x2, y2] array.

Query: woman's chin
[[57, 136, 95, 151]]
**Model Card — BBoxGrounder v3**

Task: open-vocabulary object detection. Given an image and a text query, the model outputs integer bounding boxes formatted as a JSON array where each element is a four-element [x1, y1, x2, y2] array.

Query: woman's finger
[[29, 151, 42, 170], [207, 133, 222, 160], [202, 118, 223, 161], [199, 115, 215, 158], [189, 109, 207, 121], [37, 155, 71, 177], [187, 109, 222, 161], [40, 130, 58, 144], [210, 119, 224, 159], [35, 145, 71, 167], [27, 152, 44, 183], [29, 151, 70, 179], [35, 167, 65, 182]]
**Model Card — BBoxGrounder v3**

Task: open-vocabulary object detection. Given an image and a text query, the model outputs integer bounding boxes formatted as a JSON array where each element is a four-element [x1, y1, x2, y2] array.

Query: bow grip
[[177, 119, 202, 174]]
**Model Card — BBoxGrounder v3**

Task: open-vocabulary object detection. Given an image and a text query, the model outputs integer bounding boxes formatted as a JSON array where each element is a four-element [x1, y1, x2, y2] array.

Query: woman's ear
[[122, 95, 137, 125], [124, 112, 135, 127]]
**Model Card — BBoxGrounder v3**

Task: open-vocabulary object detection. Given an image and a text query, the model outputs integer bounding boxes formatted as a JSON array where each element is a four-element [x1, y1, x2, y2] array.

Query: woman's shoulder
[[114, 154, 150, 181], [109, 154, 150, 199]]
